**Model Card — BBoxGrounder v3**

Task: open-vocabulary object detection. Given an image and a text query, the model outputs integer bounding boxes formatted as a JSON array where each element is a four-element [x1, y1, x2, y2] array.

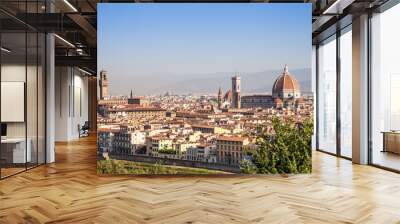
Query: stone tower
[[99, 70, 109, 100], [231, 75, 241, 109], [217, 87, 223, 109]]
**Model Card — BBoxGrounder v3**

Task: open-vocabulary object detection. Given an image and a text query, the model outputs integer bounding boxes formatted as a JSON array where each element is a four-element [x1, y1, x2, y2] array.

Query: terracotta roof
[[296, 97, 305, 103], [216, 136, 248, 142], [192, 124, 214, 129], [98, 127, 120, 133], [108, 106, 165, 112]]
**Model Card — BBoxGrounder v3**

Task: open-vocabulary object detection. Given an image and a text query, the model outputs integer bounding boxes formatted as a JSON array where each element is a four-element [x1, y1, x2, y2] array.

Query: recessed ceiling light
[[63, 0, 78, 12], [78, 67, 93, 76], [322, 0, 345, 14], [54, 34, 75, 48], [1, 47, 11, 53]]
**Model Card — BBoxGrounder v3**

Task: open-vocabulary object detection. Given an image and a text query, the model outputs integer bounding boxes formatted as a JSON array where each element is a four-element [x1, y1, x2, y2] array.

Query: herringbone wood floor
[[1, 136, 400, 224]]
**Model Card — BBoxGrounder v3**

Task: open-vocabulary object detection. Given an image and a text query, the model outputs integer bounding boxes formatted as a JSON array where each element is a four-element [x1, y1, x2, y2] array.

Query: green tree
[[243, 117, 313, 174], [240, 159, 258, 174]]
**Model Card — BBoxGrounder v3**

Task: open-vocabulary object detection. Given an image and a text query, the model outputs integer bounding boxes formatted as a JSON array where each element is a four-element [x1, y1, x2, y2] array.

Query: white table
[[1, 138, 31, 163]]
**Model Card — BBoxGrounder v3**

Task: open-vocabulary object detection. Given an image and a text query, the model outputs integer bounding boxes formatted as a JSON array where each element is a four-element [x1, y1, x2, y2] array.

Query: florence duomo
[[218, 65, 308, 110]]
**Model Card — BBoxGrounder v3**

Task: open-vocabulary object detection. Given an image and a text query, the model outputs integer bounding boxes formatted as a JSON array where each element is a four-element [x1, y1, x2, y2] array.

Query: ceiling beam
[[55, 55, 97, 72], [67, 13, 97, 46]]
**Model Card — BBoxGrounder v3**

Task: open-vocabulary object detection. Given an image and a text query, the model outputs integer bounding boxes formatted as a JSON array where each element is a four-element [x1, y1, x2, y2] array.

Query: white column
[[55, 67, 72, 141], [46, 33, 55, 163], [352, 14, 369, 164]]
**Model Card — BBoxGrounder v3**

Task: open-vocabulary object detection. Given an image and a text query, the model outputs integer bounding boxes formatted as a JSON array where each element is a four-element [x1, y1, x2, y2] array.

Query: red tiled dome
[[272, 65, 300, 98]]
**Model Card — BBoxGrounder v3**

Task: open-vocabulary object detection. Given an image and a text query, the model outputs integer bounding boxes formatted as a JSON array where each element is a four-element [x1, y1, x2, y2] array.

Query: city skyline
[[100, 65, 312, 98], [98, 4, 312, 96], [99, 67, 312, 96]]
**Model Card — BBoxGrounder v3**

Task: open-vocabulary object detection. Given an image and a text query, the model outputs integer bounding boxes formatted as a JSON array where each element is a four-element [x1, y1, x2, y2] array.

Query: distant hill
[[112, 68, 311, 96]]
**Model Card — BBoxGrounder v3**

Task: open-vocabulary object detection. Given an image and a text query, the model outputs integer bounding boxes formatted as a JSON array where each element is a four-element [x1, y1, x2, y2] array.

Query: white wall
[[55, 67, 89, 141]]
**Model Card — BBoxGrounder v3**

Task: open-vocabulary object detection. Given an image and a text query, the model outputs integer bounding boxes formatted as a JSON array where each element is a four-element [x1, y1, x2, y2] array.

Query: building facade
[[146, 136, 173, 156], [216, 136, 249, 165]]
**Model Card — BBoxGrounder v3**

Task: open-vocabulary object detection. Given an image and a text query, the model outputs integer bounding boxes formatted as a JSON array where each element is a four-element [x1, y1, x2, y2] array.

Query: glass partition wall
[[317, 35, 337, 155], [316, 25, 353, 159], [339, 26, 352, 159], [0, 4, 46, 179], [370, 3, 400, 171]]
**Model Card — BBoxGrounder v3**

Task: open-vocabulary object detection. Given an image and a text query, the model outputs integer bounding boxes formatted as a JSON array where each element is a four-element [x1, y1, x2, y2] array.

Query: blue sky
[[98, 4, 311, 95]]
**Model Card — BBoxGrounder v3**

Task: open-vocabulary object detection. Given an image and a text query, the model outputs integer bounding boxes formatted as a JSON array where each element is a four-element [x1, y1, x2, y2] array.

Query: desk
[[1, 138, 31, 164], [382, 131, 400, 154]]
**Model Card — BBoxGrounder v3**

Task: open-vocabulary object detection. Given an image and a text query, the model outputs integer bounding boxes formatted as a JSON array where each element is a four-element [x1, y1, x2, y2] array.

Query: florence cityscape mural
[[96, 3, 313, 175]]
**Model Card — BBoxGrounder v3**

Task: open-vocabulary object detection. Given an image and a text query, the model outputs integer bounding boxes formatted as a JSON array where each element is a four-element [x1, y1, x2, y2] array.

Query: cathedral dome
[[272, 65, 301, 99]]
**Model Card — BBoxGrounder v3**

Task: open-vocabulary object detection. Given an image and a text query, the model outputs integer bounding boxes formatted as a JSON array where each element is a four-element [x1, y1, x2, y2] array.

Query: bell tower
[[99, 70, 109, 100], [217, 87, 223, 109], [231, 75, 241, 109]]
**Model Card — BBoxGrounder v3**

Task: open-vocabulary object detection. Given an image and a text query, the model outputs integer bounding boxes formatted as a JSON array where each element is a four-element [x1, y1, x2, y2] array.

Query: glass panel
[[317, 35, 337, 154], [27, 31, 38, 169], [371, 4, 400, 171], [26, 0, 39, 169], [1, 31, 27, 177], [312, 45, 317, 150], [0, 1, 46, 178], [339, 27, 352, 158], [38, 32, 45, 165]]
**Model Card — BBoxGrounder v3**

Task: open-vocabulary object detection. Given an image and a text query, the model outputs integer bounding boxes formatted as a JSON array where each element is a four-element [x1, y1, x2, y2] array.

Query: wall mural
[[97, 3, 313, 175]]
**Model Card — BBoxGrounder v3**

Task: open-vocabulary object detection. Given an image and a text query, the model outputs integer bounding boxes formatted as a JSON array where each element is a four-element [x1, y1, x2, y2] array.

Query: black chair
[[79, 121, 90, 138]]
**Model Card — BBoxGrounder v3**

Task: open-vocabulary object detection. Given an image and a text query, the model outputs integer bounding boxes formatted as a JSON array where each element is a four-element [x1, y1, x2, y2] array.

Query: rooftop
[[216, 136, 248, 142]]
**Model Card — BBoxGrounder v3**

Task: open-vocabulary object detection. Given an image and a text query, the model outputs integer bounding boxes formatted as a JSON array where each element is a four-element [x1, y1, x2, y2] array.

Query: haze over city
[[98, 4, 312, 96]]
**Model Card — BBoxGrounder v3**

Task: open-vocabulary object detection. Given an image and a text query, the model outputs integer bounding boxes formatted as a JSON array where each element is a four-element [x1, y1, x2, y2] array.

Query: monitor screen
[[1, 123, 7, 137]]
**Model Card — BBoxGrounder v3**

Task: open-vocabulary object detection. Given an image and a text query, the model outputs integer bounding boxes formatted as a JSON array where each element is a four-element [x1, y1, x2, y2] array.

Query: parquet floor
[[1, 136, 400, 224]]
